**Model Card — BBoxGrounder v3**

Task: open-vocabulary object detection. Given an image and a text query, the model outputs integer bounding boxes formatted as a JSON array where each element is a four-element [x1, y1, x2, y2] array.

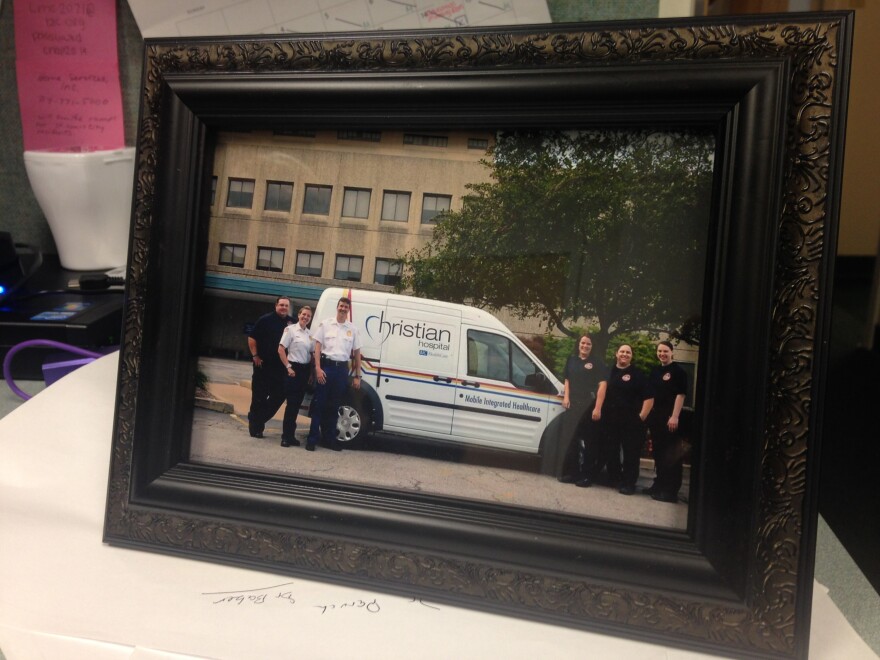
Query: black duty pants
[[281, 364, 310, 441], [603, 410, 646, 488], [248, 364, 285, 435], [647, 415, 684, 497]]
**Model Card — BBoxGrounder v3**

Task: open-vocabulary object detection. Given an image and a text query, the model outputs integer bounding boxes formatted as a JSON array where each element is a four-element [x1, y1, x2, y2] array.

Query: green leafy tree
[[399, 129, 714, 357]]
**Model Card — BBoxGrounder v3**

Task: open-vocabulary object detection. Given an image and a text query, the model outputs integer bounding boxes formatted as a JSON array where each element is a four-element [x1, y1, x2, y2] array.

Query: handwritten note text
[[14, 0, 126, 151]]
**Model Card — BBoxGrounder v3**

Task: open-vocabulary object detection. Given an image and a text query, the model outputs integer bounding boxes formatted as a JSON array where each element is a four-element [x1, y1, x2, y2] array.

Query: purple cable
[[3, 339, 103, 401]]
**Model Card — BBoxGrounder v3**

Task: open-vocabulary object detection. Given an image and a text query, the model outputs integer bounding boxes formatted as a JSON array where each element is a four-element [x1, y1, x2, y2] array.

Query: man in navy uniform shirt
[[246, 296, 291, 438]]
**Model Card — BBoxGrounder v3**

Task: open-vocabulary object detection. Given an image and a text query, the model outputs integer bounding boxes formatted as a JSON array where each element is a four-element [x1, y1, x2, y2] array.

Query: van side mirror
[[524, 371, 555, 394]]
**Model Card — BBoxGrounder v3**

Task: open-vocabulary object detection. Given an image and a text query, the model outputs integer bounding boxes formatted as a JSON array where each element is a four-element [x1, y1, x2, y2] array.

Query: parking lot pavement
[[189, 403, 689, 530], [199, 356, 253, 385]]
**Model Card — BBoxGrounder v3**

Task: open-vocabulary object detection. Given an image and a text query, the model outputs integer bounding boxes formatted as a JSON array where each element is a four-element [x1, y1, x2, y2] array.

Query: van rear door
[[452, 327, 559, 452], [375, 300, 461, 437]]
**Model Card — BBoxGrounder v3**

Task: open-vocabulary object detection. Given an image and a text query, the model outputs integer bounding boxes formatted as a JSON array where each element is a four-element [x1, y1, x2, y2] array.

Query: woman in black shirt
[[557, 335, 607, 482], [600, 344, 653, 495], [645, 341, 688, 503]]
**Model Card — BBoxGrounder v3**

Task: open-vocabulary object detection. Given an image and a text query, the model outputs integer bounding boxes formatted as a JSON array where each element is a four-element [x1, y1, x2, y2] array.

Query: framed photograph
[[105, 13, 853, 658]]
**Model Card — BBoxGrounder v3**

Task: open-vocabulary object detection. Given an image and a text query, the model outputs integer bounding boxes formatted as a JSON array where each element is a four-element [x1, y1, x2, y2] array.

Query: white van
[[307, 287, 566, 473]]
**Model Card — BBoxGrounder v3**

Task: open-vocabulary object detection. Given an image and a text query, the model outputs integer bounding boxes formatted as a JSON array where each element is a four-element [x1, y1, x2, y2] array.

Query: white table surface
[[0, 353, 877, 659]]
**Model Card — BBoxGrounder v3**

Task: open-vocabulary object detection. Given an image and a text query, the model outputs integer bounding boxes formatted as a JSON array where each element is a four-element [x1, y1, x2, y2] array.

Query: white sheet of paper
[[0, 353, 876, 659], [127, 0, 552, 39]]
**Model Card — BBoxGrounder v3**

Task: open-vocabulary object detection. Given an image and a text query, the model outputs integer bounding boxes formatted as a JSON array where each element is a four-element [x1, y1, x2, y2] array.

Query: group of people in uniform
[[246, 295, 362, 452], [557, 335, 688, 503], [246, 295, 687, 500]]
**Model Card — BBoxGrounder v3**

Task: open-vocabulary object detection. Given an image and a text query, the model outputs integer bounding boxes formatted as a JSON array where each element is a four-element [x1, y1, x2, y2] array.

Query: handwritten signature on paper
[[201, 582, 441, 615]]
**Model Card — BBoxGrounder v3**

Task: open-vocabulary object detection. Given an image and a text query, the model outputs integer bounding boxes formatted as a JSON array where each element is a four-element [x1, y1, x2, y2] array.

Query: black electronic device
[[0, 231, 43, 304], [0, 244, 123, 380]]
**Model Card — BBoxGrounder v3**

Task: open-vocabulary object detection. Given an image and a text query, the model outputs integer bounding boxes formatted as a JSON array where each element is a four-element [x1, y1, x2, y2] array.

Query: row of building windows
[[271, 129, 490, 151], [215, 178, 452, 224], [219, 243, 402, 286]]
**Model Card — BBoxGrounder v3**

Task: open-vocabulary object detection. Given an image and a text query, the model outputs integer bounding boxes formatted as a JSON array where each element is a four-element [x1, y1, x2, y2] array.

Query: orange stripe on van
[[372, 363, 562, 401]]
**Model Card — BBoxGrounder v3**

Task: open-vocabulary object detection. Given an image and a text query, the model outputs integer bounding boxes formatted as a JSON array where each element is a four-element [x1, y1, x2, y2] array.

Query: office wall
[[0, 0, 144, 254], [828, 0, 880, 257]]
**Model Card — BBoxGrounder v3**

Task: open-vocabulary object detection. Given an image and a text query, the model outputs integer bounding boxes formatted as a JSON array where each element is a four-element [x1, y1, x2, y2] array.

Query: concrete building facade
[[206, 128, 495, 297]]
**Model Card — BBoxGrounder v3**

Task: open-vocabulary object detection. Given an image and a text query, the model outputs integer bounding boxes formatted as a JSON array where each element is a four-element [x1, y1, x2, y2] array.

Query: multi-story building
[[200, 128, 496, 355]]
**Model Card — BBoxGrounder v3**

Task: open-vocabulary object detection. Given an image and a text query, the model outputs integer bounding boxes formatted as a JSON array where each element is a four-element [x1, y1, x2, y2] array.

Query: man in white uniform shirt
[[306, 296, 362, 451], [276, 305, 314, 448]]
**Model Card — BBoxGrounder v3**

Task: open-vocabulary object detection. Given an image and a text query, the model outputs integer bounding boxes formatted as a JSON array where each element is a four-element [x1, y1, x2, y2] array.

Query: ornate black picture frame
[[105, 13, 852, 658]]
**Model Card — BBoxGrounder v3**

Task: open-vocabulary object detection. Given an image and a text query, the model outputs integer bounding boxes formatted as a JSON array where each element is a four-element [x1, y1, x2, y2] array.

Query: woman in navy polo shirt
[[600, 344, 654, 495], [645, 340, 688, 503], [557, 334, 607, 482]]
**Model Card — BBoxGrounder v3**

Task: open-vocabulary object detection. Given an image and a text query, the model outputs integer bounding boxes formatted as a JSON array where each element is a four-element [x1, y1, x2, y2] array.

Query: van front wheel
[[336, 398, 370, 450]]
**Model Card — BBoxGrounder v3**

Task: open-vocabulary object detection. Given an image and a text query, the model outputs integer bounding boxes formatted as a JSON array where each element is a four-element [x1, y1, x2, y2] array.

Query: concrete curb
[[194, 397, 234, 414]]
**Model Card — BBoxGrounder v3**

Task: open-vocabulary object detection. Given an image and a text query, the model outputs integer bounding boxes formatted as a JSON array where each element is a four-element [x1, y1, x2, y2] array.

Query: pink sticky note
[[14, 0, 126, 152]]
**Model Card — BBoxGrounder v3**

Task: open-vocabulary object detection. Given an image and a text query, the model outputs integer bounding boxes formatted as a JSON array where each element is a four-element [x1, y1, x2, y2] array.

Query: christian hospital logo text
[[365, 311, 452, 351]]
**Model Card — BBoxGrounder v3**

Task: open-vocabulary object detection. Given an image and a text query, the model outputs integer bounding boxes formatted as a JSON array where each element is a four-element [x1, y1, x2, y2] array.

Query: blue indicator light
[[0, 285, 6, 295]]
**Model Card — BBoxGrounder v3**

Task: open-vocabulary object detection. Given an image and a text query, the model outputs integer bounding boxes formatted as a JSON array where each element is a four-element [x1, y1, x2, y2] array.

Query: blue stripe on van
[[379, 370, 562, 407], [379, 371, 458, 390], [384, 395, 542, 423]]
